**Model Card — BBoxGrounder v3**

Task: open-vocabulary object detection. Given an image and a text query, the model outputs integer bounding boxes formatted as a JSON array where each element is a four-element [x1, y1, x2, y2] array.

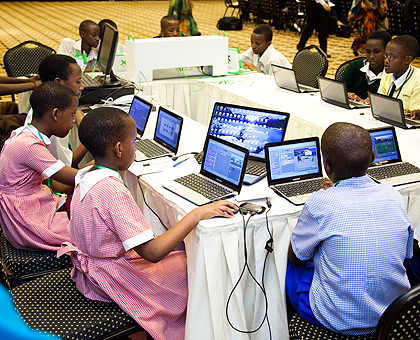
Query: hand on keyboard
[[405, 109, 420, 120], [321, 179, 334, 190]]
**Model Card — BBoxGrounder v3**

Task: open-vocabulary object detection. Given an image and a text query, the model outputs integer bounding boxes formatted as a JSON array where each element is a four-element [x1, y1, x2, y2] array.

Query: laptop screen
[[154, 107, 183, 150], [209, 103, 289, 160], [369, 92, 405, 126], [128, 96, 153, 136], [318, 77, 348, 104], [202, 136, 248, 187], [272, 64, 299, 91], [368, 127, 401, 164]]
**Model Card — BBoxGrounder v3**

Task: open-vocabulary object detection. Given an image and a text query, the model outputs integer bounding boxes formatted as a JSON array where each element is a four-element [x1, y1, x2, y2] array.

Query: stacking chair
[[223, 0, 241, 17], [387, 0, 407, 36], [335, 57, 366, 80], [292, 45, 328, 89], [11, 268, 154, 340], [0, 231, 72, 289]]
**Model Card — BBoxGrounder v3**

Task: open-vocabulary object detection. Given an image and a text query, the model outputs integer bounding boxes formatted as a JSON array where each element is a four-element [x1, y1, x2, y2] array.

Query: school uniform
[[57, 38, 98, 69], [59, 166, 188, 340], [240, 45, 291, 75], [0, 125, 70, 251]]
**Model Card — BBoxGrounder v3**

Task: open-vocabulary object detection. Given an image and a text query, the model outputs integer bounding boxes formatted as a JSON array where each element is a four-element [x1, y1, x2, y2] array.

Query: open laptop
[[195, 102, 290, 184], [272, 64, 318, 93], [135, 106, 183, 161], [265, 137, 326, 205], [366, 126, 420, 186], [128, 95, 153, 138], [369, 91, 420, 129], [163, 135, 249, 206], [318, 76, 370, 109]]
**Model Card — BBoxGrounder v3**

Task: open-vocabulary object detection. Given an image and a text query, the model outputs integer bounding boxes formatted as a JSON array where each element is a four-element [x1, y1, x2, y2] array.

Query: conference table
[[122, 71, 420, 340]]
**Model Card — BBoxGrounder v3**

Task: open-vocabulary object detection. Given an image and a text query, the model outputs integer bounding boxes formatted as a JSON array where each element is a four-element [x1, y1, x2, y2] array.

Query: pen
[[173, 158, 189, 167]]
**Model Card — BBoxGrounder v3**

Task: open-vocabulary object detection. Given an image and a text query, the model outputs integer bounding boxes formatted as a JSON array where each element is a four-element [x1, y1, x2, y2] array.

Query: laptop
[[369, 91, 420, 129], [128, 95, 153, 138], [163, 135, 249, 206], [135, 106, 183, 161], [195, 102, 290, 184], [272, 64, 318, 93], [318, 76, 370, 109], [265, 137, 327, 205], [366, 126, 420, 186]]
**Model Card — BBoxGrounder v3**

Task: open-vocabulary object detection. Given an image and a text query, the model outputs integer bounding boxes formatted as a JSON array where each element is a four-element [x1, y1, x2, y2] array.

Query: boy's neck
[[394, 65, 410, 80], [93, 158, 120, 173], [30, 120, 52, 138], [81, 40, 91, 55]]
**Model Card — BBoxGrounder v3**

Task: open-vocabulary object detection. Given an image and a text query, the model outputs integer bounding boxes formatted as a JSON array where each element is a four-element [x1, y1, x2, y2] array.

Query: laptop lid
[[368, 126, 402, 166], [208, 102, 290, 162], [265, 137, 323, 186], [368, 91, 408, 129], [318, 76, 351, 108], [200, 135, 249, 193], [153, 106, 183, 154], [272, 64, 300, 92], [128, 95, 153, 137]]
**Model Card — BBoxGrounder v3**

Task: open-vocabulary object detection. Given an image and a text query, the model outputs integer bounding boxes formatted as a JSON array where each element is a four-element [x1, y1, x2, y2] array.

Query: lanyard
[[388, 66, 412, 99], [334, 180, 341, 187], [92, 164, 128, 189]]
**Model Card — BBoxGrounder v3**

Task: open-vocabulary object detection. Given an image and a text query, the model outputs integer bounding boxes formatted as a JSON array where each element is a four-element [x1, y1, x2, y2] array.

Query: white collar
[[11, 125, 51, 145], [392, 66, 411, 89], [258, 45, 273, 65], [359, 60, 383, 81], [73, 40, 98, 60], [77, 166, 123, 200]]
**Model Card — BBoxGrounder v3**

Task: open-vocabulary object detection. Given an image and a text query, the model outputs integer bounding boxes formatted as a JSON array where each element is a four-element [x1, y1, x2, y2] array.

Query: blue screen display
[[369, 129, 399, 163], [129, 97, 151, 133], [155, 108, 181, 148]]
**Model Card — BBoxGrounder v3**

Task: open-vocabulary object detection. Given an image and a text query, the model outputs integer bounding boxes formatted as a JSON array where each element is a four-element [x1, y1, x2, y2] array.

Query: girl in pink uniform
[[0, 82, 79, 251], [58, 107, 237, 340]]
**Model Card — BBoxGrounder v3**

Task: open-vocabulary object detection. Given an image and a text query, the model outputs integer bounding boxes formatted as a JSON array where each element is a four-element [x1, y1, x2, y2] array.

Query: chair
[[3, 41, 55, 101], [293, 45, 328, 88], [387, 0, 407, 36], [335, 57, 366, 80], [11, 268, 154, 340], [285, 0, 307, 33], [0, 231, 72, 289], [223, 0, 240, 18]]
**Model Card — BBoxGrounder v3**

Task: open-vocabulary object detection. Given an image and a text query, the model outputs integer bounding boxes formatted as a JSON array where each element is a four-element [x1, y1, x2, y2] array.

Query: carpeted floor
[[0, 0, 419, 80]]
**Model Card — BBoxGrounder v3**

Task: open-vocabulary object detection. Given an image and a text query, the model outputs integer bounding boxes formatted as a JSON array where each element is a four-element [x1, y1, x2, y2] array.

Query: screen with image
[[268, 140, 320, 180], [155, 109, 181, 148], [129, 97, 151, 133], [97, 23, 118, 76], [209, 104, 288, 159], [369, 129, 399, 163], [203, 138, 246, 186]]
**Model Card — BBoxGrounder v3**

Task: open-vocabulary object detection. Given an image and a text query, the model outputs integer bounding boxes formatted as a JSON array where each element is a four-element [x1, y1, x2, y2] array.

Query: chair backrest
[[335, 57, 366, 80], [3, 41, 55, 78], [293, 45, 328, 88], [374, 284, 420, 340], [387, 0, 407, 36]]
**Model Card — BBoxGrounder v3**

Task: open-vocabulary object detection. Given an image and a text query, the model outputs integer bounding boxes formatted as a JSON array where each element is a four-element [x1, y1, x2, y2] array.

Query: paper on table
[[235, 187, 276, 201], [128, 158, 173, 176]]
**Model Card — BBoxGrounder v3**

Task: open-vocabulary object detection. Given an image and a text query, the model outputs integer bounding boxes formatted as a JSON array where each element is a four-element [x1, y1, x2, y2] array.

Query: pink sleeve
[[23, 140, 64, 177]]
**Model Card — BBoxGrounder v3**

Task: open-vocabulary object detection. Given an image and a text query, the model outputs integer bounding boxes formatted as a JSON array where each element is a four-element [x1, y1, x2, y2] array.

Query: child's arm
[[50, 165, 79, 187], [242, 62, 261, 72], [72, 144, 88, 168], [0, 76, 41, 96], [134, 200, 237, 263]]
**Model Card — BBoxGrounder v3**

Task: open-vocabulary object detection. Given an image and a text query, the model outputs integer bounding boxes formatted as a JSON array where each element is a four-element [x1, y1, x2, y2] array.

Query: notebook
[[318, 76, 370, 109], [368, 91, 420, 129], [272, 64, 319, 93], [195, 102, 290, 184], [265, 137, 326, 205], [128, 95, 153, 138], [366, 126, 420, 186], [162, 135, 249, 206], [135, 106, 183, 161]]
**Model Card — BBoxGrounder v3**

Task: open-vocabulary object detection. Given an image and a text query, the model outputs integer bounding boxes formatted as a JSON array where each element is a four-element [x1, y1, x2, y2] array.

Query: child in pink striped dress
[[58, 107, 237, 340], [0, 82, 79, 251]]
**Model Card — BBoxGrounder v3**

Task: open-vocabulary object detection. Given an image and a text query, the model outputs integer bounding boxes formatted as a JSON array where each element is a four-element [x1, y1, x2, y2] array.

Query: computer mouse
[[112, 94, 134, 105]]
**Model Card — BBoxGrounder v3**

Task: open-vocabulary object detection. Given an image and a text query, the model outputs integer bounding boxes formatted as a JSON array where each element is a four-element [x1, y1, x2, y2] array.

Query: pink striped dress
[[58, 167, 188, 340], [0, 126, 70, 251]]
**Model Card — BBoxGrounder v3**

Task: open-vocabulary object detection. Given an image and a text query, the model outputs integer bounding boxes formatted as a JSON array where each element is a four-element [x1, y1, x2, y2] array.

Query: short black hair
[[79, 107, 132, 158], [79, 20, 98, 35], [161, 15, 179, 28], [321, 122, 373, 178], [253, 24, 273, 42], [366, 31, 392, 48], [38, 54, 78, 83], [99, 19, 117, 34], [390, 35, 419, 57], [30, 81, 77, 121]]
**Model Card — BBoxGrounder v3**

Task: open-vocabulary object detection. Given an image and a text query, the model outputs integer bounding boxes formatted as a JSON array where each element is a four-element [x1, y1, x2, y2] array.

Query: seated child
[[155, 15, 181, 37], [378, 35, 420, 115], [25, 54, 87, 169], [341, 31, 391, 103], [240, 24, 291, 76], [58, 107, 237, 340], [0, 82, 79, 251], [98, 19, 125, 53], [57, 20, 100, 70], [287, 122, 413, 335]]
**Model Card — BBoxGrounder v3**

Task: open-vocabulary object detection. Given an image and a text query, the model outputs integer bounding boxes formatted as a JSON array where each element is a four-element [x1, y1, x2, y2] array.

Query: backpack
[[216, 17, 243, 30]]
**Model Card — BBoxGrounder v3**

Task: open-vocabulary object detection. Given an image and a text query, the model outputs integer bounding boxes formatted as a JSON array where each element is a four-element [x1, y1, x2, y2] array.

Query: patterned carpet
[[0, 0, 419, 80]]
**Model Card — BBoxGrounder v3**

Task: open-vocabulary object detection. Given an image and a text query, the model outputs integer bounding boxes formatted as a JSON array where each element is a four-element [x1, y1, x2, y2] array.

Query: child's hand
[[242, 62, 260, 72], [405, 109, 420, 120], [196, 201, 238, 220], [321, 179, 334, 190], [322, 3, 331, 11]]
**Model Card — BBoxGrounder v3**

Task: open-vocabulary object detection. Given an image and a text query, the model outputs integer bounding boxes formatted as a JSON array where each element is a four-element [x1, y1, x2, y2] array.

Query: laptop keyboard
[[367, 162, 420, 180], [175, 173, 231, 201], [406, 117, 420, 126], [299, 84, 318, 92], [273, 178, 326, 197], [81, 74, 102, 88], [349, 100, 369, 108], [136, 139, 169, 158]]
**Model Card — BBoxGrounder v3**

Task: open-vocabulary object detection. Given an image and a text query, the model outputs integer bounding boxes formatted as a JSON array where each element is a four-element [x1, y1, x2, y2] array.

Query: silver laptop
[[195, 102, 290, 185], [369, 91, 420, 129], [135, 106, 183, 161], [318, 76, 370, 109], [128, 95, 153, 138], [272, 64, 318, 93], [163, 135, 249, 206], [366, 126, 420, 186], [265, 137, 326, 205]]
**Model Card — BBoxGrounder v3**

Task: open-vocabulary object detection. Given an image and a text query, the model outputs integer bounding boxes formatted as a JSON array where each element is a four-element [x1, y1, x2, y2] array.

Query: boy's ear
[[51, 108, 60, 122], [54, 78, 63, 84], [80, 30, 86, 39], [405, 55, 414, 64], [114, 142, 122, 158], [323, 158, 332, 176]]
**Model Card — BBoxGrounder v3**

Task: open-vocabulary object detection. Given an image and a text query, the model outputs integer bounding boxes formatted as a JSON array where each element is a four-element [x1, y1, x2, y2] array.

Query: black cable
[[137, 176, 168, 230], [171, 152, 198, 161]]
